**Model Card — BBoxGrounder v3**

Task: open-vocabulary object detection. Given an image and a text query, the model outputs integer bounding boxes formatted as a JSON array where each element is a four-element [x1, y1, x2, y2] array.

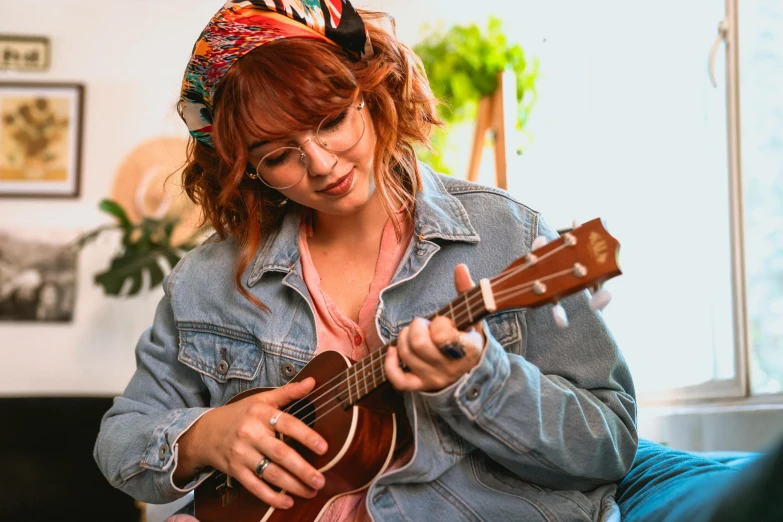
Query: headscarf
[[178, 0, 372, 147]]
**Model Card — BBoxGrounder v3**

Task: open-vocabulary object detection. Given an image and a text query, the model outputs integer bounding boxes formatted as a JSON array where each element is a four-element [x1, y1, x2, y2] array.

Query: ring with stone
[[255, 456, 272, 478], [439, 337, 466, 360], [269, 411, 283, 429]]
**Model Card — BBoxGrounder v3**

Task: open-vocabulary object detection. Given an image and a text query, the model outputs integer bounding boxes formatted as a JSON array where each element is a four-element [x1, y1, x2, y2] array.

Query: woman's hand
[[385, 264, 485, 392], [174, 378, 328, 510]]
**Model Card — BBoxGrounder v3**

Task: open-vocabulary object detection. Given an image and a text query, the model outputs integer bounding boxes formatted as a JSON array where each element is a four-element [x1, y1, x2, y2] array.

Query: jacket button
[[159, 444, 169, 460], [281, 362, 297, 378], [466, 385, 480, 400], [217, 360, 229, 375]]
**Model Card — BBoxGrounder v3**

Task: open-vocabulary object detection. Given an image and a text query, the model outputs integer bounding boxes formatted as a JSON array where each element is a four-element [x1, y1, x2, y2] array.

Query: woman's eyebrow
[[249, 139, 270, 152]]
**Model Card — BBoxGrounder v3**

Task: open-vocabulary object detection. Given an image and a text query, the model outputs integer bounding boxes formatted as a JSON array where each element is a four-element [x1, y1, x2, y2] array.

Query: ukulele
[[194, 217, 621, 522]]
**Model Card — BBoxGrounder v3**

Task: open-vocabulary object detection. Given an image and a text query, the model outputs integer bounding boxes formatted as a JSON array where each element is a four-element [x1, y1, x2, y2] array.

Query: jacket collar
[[247, 166, 479, 286]]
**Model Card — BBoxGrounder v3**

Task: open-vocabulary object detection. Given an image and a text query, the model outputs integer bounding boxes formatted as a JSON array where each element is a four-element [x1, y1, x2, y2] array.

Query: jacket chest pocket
[[178, 328, 264, 406], [485, 309, 526, 356]]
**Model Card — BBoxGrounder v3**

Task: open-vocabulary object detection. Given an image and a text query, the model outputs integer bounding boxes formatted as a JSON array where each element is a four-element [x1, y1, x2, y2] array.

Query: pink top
[[298, 209, 414, 522]]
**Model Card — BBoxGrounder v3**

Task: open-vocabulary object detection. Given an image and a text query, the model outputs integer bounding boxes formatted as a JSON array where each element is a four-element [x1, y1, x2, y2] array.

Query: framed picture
[[0, 82, 84, 198], [0, 228, 78, 323], [0, 35, 51, 71]]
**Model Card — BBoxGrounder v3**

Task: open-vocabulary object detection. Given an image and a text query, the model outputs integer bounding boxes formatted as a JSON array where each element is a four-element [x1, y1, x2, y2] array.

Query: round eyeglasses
[[251, 101, 366, 190]]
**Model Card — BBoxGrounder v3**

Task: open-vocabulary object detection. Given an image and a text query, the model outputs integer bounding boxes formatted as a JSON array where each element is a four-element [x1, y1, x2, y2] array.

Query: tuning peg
[[572, 219, 580, 229], [552, 302, 569, 328], [589, 288, 612, 311], [532, 236, 548, 250]]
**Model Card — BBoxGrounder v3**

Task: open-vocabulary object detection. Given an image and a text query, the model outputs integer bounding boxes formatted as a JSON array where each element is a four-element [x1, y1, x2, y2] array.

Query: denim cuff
[[138, 407, 215, 498], [421, 326, 510, 420]]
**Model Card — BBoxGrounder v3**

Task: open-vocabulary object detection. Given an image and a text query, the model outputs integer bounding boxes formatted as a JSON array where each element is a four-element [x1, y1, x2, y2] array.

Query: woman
[[94, 1, 638, 521]]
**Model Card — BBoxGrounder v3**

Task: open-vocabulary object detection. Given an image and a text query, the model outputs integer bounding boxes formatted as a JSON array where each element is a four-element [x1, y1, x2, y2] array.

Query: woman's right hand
[[174, 377, 328, 509]]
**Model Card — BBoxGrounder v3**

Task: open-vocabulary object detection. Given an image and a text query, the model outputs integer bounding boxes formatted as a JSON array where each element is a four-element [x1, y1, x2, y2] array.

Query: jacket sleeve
[[421, 215, 638, 491], [93, 277, 214, 504]]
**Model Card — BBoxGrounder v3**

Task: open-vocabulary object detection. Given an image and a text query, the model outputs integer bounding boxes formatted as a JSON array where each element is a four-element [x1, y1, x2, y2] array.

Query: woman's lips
[[318, 169, 354, 196]]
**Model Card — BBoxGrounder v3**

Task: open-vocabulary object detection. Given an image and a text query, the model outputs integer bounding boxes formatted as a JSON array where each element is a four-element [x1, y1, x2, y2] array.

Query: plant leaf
[[74, 224, 121, 249], [99, 199, 133, 230], [94, 246, 182, 296]]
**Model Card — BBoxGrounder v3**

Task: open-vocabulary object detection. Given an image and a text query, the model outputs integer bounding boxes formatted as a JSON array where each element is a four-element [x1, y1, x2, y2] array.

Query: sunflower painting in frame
[[0, 82, 83, 198]]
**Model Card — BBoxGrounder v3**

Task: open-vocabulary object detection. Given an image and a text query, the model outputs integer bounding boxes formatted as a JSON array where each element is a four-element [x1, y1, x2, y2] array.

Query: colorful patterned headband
[[179, 0, 373, 147]]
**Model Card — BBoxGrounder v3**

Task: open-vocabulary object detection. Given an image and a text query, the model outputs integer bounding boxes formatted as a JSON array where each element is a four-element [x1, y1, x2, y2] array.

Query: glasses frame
[[252, 100, 366, 190]]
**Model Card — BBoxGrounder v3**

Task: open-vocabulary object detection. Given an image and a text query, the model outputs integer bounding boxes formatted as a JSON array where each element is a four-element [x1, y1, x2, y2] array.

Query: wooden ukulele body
[[194, 350, 398, 522]]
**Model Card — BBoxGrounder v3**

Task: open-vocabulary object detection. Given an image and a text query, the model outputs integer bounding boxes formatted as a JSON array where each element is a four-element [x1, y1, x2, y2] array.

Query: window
[[443, 0, 780, 403], [502, 0, 740, 401]]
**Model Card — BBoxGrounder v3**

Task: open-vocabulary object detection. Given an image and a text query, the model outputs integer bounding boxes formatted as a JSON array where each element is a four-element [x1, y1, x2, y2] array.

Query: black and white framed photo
[[0, 82, 84, 198], [0, 228, 78, 323]]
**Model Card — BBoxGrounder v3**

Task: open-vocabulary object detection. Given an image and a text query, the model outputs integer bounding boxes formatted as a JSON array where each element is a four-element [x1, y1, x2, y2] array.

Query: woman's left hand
[[385, 264, 485, 392]]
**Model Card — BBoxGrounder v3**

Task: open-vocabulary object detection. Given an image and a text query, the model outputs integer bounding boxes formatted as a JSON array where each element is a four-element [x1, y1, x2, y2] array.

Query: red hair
[[182, 11, 441, 311]]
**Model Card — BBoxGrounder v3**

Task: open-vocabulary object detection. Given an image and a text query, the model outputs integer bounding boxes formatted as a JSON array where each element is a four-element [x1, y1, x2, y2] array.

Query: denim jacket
[[95, 165, 638, 522]]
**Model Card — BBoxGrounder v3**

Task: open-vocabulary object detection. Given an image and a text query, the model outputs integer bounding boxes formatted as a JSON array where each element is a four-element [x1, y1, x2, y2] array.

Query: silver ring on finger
[[269, 410, 283, 430], [255, 456, 272, 478]]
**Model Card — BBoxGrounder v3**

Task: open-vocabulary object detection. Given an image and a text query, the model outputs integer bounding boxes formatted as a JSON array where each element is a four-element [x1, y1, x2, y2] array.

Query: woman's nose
[[303, 139, 338, 176]]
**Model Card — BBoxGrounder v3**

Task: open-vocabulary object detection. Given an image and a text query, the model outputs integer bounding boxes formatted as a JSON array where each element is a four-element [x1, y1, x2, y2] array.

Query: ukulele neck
[[340, 284, 493, 407]]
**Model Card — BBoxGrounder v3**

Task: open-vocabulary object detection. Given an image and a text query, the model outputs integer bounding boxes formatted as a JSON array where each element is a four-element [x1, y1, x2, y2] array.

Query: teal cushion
[[617, 438, 782, 522]]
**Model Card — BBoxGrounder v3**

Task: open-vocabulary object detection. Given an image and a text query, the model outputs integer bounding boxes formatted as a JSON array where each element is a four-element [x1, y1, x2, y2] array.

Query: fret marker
[[480, 278, 496, 312]]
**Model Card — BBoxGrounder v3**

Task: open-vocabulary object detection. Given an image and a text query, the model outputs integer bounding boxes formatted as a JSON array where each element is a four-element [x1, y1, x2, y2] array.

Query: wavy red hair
[[182, 11, 441, 311]]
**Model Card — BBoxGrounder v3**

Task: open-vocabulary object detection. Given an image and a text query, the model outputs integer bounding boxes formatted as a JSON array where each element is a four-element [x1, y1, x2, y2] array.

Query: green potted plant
[[76, 199, 205, 296], [413, 16, 539, 174]]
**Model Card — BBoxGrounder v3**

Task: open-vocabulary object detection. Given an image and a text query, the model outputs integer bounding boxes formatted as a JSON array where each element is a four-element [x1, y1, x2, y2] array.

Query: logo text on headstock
[[589, 232, 608, 264]]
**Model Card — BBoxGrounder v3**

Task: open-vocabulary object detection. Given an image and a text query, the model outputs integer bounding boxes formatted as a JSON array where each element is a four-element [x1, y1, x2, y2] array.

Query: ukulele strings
[[279, 240, 574, 425]]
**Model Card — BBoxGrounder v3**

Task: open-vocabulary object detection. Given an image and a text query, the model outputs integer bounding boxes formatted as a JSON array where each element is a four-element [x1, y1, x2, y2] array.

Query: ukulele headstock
[[490, 218, 621, 310]]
